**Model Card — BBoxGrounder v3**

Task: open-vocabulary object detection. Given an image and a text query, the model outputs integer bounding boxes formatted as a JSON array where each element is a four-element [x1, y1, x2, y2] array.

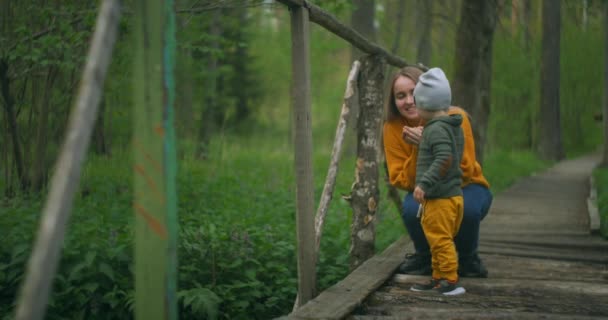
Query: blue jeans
[[402, 184, 493, 259]]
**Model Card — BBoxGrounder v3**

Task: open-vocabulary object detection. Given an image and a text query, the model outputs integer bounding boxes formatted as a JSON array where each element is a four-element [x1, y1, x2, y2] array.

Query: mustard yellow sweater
[[383, 107, 490, 192]]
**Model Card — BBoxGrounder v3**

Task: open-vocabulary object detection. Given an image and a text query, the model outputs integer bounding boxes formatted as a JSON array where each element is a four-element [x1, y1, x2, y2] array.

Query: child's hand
[[413, 185, 425, 203]]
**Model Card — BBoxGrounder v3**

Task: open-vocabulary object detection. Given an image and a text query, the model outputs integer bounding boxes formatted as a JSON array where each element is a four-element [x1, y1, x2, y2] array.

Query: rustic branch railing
[[277, 0, 412, 311], [277, 0, 409, 68]]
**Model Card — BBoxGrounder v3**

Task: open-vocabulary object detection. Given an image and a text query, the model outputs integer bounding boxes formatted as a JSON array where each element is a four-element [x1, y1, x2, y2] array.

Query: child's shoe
[[410, 278, 439, 292], [434, 279, 465, 296]]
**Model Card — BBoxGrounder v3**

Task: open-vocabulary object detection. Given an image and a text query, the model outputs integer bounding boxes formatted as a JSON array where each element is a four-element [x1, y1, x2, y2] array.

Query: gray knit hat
[[413, 67, 451, 111]]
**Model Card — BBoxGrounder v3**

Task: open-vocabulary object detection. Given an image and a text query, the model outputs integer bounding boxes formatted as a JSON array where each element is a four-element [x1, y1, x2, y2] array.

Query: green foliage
[[560, 17, 604, 157], [489, 31, 540, 153]]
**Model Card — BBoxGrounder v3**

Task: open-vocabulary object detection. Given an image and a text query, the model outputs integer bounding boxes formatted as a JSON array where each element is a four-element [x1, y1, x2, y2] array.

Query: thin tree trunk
[[391, 0, 406, 54], [452, 0, 498, 164], [350, 0, 376, 63], [436, 0, 450, 55], [538, 0, 564, 161], [349, 54, 385, 271], [582, 0, 588, 32], [511, 0, 519, 37], [522, 0, 532, 55], [416, 0, 433, 65], [0, 59, 28, 191], [31, 67, 57, 191], [601, 0, 608, 166], [198, 10, 221, 158], [233, 7, 250, 123]]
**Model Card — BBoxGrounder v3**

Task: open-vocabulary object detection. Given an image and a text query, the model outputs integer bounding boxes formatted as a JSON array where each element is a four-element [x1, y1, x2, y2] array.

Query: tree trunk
[[198, 10, 221, 158], [416, 0, 433, 65], [522, 0, 532, 54], [233, 7, 250, 123], [451, 0, 498, 164], [350, 0, 376, 63], [436, 0, 452, 56], [390, 0, 406, 54], [538, 0, 564, 161], [31, 67, 57, 192], [602, 0, 608, 166], [0, 59, 28, 191], [582, 0, 588, 32], [511, 0, 519, 37], [349, 54, 385, 271]]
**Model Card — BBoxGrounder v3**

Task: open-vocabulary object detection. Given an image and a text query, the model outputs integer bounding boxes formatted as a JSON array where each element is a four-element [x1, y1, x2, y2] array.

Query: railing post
[[288, 2, 316, 308], [133, 0, 178, 319]]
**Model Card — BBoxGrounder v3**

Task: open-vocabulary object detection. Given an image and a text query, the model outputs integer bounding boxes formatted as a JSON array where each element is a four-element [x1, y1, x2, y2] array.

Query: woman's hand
[[402, 126, 423, 145], [413, 185, 425, 203]]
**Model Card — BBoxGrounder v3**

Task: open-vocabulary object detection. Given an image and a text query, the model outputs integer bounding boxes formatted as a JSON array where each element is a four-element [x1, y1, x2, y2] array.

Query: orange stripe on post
[[133, 202, 168, 239]]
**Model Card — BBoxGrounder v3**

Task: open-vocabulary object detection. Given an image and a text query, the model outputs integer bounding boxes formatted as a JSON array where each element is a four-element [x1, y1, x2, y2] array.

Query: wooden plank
[[481, 254, 608, 282], [392, 274, 608, 296], [133, 0, 178, 319], [348, 312, 608, 320], [478, 242, 608, 263], [14, 1, 121, 319], [289, 4, 316, 308], [288, 237, 411, 320], [480, 234, 608, 250]]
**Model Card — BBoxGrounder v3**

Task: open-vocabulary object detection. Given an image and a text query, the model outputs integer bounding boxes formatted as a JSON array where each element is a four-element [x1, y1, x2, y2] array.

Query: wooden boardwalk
[[286, 153, 608, 319]]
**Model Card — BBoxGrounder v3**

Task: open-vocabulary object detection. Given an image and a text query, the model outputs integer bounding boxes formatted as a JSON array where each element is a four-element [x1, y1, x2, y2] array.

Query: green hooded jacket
[[415, 114, 464, 199]]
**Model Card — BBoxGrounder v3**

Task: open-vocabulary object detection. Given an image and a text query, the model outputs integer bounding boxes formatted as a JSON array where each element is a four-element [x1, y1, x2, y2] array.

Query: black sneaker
[[410, 278, 439, 292], [458, 254, 488, 278], [434, 279, 465, 296], [397, 253, 432, 275]]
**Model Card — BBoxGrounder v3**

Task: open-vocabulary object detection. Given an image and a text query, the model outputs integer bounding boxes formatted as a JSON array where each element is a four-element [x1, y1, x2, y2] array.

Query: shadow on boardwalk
[[287, 153, 608, 320]]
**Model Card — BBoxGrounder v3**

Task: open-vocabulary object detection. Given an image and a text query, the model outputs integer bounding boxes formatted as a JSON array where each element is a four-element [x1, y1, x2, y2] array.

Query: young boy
[[409, 68, 465, 296]]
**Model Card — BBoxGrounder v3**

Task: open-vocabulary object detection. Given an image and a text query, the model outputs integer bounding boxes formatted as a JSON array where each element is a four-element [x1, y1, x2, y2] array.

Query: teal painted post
[[133, 0, 178, 319]]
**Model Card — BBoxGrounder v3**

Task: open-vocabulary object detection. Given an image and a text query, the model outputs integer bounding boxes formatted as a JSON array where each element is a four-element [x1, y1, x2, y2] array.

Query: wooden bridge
[[284, 152, 608, 319]]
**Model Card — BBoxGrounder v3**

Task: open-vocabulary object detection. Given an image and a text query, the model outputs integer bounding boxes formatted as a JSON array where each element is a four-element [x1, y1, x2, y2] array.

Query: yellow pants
[[421, 196, 464, 282]]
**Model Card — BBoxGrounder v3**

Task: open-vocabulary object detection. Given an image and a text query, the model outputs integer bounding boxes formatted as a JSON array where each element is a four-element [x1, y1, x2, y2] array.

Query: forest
[[1, 0, 607, 319]]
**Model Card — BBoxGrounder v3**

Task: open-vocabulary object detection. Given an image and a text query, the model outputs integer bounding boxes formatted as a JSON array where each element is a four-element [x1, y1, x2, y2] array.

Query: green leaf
[[83, 282, 99, 293], [99, 263, 115, 281]]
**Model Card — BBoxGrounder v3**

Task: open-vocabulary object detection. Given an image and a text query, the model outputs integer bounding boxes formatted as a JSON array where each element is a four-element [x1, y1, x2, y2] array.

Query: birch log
[[314, 61, 360, 256], [14, 1, 121, 319]]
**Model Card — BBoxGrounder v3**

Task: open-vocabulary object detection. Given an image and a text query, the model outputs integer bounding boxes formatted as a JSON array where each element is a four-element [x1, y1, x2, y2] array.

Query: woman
[[383, 66, 493, 278]]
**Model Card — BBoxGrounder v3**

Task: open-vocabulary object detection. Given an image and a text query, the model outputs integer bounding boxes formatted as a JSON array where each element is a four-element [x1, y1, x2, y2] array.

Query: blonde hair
[[385, 66, 424, 121]]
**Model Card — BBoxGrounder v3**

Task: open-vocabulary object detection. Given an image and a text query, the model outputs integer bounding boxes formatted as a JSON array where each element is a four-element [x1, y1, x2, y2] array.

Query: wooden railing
[[277, 0, 413, 309], [13, 0, 414, 318]]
